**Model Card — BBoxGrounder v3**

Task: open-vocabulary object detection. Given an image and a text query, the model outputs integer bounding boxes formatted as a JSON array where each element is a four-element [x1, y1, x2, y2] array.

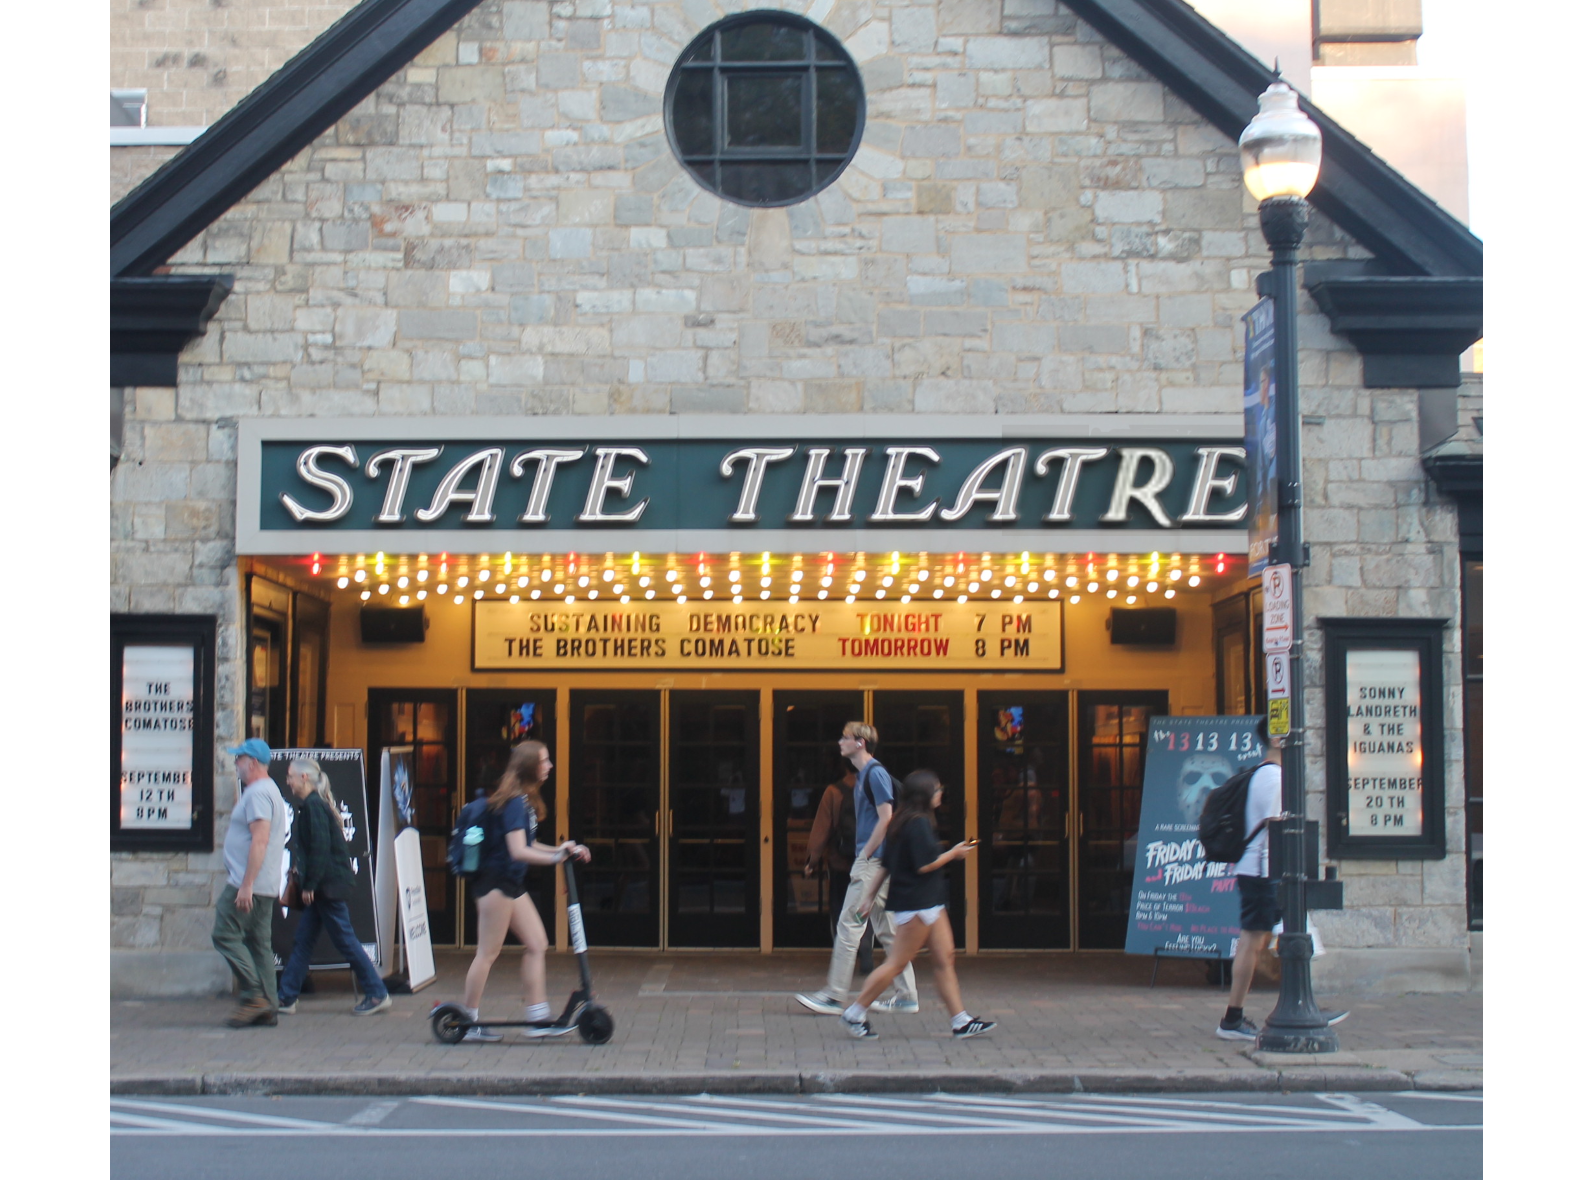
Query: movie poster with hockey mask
[[1124, 716, 1265, 960]]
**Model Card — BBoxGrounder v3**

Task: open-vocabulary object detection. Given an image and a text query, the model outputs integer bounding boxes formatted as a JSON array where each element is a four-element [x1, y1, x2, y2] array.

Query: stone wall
[[109, 0, 1468, 993]]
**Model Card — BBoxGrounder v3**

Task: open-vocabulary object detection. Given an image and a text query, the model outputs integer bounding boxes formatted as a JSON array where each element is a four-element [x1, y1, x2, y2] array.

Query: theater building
[[109, 0, 1482, 995]]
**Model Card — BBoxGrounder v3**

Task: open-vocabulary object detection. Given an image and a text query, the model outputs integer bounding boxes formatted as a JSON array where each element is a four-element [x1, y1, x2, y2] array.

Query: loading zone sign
[[1262, 564, 1293, 653]]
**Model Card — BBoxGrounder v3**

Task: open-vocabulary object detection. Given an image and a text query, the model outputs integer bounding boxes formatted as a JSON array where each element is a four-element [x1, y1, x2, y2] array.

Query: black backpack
[[1197, 763, 1270, 863], [448, 796, 494, 878]]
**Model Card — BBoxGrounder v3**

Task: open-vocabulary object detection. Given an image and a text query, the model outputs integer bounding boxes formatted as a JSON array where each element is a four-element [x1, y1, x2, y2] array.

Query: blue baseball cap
[[226, 738, 273, 764]]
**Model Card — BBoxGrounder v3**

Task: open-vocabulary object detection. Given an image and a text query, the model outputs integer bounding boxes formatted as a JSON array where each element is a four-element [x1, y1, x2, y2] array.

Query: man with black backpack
[[794, 723, 919, 1017], [1214, 717, 1282, 1040]]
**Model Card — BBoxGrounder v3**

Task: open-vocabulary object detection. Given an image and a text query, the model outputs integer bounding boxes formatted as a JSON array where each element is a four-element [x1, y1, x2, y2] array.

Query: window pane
[[726, 75, 803, 148], [672, 72, 714, 156], [816, 68, 858, 154], [722, 22, 806, 61], [689, 34, 714, 62], [719, 161, 812, 203]]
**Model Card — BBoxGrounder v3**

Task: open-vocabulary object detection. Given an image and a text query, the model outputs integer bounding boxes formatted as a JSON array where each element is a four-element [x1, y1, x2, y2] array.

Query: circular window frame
[[662, 11, 867, 209]]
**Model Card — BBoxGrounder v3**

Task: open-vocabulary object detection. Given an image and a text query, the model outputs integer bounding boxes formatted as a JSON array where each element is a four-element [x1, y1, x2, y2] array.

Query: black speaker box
[[360, 605, 426, 644], [1109, 607, 1176, 646]]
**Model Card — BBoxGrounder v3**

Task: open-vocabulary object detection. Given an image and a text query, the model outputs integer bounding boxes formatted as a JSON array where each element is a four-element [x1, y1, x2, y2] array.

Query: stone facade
[[109, 0, 1470, 994]]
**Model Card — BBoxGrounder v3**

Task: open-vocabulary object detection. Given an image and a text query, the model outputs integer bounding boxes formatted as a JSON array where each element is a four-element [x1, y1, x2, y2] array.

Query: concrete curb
[[109, 1067, 1480, 1097]]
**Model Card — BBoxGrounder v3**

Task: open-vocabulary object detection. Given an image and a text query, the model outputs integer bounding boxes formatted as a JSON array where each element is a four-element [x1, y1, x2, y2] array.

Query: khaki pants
[[824, 855, 917, 1003], [211, 884, 278, 1009]]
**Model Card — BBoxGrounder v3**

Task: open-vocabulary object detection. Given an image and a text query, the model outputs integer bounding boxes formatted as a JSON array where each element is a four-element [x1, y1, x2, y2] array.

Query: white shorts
[[891, 905, 945, 927]]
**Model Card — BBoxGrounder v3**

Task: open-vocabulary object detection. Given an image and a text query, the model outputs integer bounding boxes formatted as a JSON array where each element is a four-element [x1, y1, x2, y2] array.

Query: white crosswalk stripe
[[110, 1091, 1475, 1138]]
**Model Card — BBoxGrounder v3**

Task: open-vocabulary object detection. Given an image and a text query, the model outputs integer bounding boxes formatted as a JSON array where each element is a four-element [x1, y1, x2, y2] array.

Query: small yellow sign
[[1268, 697, 1291, 737]]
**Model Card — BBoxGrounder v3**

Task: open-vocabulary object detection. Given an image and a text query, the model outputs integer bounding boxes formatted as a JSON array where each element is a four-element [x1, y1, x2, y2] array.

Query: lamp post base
[[1258, 932, 1340, 1053]]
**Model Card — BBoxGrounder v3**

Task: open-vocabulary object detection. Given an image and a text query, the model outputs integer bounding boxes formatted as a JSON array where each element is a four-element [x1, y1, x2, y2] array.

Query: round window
[[664, 13, 866, 208]]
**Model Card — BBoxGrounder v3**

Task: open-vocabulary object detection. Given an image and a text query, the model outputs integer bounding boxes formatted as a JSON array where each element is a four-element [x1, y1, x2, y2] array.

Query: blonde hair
[[842, 721, 878, 751], [489, 740, 549, 824], [291, 758, 345, 838]]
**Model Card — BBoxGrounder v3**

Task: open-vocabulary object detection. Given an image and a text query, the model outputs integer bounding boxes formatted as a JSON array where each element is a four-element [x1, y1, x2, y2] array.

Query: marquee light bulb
[[845, 594, 856, 604], [542, 569, 553, 581], [553, 583, 564, 593], [437, 583, 449, 594], [457, 575, 470, 588], [901, 594, 911, 604], [621, 595, 631, 604], [478, 570, 490, 582], [354, 569, 366, 583], [991, 588, 1001, 599], [337, 576, 349, 589], [613, 583, 624, 594], [639, 576, 650, 587], [733, 594, 744, 604], [455, 593, 466, 604], [817, 589, 828, 600], [908, 583, 919, 594], [588, 590, 599, 600], [378, 583, 390, 595], [1066, 576, 1078, 588], [791, 570, 803, 582], [578, 575, 589, 587], [1147, 581, 1158, 592], [1045, 569, 1057, 581], [1014, 595, 1024, 604], [1088, 581, 1100, 593], [788, 594, 798, 604], [1005, 575, 1016, 587], [417, 589, 427, 600], [703, 589, 713, 600], [1049, 588, 1060, 599], [854, 570, 866, 582], [1107, 589, 1117, 599], [881, 576, 893, 587], [957, 594, 968, 604], [1188, 575, 1201, 587], [517, 576, 528, 588], [665, 570, 677, 582], [981, 569, 993, 581], [1028, 581, 1039, 592], [1070, 594, 1081, 604], [760, 576, 772, 587], [1127, 575, 1138, 588], [760, 590, 770, 599], [943, 576, 954, 587], [646, 589, 656, 599], [1126, 594, 1137, 604], [399, 594, 409, 605], [968, 581, 979, 593], [359, 589, 370, 601], [933, 588, 943, 599], [729, 570, 741, 582], [875, 589, 886, 599], [1106, 569, 1117, 580], [531, 589, 541, 599], [1165, 588, 1176, 599], [565, 594, 575, 603], [602, 569, 613, 582], [918, 570, 929, 581]]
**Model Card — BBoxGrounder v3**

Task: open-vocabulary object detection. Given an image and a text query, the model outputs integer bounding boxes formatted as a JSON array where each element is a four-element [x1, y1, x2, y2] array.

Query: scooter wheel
[[430, 1002, 469, 1045], [577, 1003, 614, 1045]]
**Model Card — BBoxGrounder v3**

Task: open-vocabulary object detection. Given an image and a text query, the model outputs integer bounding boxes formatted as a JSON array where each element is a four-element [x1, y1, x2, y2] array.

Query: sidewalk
[[111, 950, 1481, 1096]]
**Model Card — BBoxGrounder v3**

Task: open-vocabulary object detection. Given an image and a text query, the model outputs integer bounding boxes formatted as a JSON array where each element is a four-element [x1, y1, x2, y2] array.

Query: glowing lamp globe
[[1239, 81, 1323, 201]]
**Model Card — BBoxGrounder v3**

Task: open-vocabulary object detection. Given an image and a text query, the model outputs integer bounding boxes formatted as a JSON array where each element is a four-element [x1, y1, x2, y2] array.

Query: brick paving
[[111, 950, 1481, 1094]]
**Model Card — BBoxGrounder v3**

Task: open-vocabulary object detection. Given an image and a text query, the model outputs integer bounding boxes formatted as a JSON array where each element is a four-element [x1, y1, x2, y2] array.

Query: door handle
[[1078, 812, 1085, 838]]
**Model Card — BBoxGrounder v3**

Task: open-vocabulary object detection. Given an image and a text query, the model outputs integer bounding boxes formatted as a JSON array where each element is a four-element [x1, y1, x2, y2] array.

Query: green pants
[[211, 884, 278, 1008]]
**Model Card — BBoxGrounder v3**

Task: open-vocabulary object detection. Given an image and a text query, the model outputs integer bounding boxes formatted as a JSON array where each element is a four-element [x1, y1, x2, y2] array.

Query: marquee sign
[[237, 415, 1248, 555], [473, 598, 1065, 672]]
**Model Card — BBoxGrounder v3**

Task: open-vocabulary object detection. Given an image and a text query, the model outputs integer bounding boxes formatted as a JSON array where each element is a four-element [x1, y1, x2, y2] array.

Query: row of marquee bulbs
[[320, 552, 1224, 609]]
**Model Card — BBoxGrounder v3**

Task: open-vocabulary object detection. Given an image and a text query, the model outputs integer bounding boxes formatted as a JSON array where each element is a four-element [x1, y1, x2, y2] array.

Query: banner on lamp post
[[1243, 298, 1278, 577]]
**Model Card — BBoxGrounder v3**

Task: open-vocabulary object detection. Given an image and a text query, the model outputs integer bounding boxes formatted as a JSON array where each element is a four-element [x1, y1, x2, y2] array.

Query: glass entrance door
[[667, 691, 759, 947], [872, 691, 967, 933], [977, 692, 1071, 948], [367, 689, 459, 946], [569, 691, 660, 947], [1076, 691, 1167, 949], [772, 691, 863, 948], [462, 689, 557, 946]]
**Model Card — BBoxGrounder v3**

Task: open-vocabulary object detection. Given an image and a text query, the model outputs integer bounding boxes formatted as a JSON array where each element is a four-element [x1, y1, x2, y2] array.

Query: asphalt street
[[111, 1090, 1481, 1180]]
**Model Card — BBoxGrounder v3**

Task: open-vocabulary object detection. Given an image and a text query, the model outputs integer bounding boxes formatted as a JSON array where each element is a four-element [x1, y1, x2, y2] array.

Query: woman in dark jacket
[[838, 770, 994, 1042], [276, 758, 391, 1016]]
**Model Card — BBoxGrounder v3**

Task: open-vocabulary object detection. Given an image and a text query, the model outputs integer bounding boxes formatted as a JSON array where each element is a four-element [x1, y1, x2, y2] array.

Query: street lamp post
[[1239, 80, 1339, 1054]]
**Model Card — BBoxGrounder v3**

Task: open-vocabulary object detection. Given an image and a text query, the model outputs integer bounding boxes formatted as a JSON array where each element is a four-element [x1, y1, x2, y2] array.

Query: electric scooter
[[429, 856, 615, 1045]]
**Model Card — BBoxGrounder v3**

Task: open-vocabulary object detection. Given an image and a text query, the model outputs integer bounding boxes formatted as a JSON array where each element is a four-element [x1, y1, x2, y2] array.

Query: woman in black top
[[839, 770, 996, 1041], [276, 758, 391, 1016]]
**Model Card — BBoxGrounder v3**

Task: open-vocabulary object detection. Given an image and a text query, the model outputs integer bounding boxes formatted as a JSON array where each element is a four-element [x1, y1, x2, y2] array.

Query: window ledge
[[111, 126, 206, 147]]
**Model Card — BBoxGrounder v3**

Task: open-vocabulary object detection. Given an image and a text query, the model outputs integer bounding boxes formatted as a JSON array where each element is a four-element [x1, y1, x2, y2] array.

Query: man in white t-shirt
[[1216, 718, 1283, 1041], [1217, 718, 1346, 1041], [211, 739, 290, 1028]]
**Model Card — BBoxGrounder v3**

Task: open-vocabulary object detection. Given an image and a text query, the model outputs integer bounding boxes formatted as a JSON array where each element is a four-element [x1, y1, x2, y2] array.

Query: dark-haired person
[[450, 740, 590, 1043], [839, 770, 995, 1041], [276, 757, 390, 1017], [1216, 716, 1346, 1041]]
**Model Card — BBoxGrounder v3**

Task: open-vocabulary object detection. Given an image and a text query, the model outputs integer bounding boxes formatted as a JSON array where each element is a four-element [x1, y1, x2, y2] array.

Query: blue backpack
[[448, 797, 494, 878]]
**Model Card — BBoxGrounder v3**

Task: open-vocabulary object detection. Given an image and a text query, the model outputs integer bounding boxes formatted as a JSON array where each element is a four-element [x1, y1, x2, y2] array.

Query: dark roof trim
[[1304, 270, 1482, 388], [111, 0, 486, 277], [1058, 0, 1482, 278], [111, 276, 234, 386], [1421, 449, 1483, 498]]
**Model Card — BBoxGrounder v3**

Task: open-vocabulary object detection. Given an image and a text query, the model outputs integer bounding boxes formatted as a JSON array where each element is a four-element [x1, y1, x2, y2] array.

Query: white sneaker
[[870, 997, 920, 1015], [840, 1014, 878, 1040], [462, 1024, 502, 1043], [794, 991, 844, 1016]]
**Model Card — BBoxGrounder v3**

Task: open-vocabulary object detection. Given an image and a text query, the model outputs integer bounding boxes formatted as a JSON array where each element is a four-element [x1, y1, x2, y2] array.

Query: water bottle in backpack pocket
[[448, 797, 493, 878]]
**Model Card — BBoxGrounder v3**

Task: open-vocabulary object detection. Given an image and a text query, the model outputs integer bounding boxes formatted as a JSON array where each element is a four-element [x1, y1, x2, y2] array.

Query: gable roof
[[111, 0, 486, 278], [1059, 0, 1481, 278], [113, 0, 1480, 280]]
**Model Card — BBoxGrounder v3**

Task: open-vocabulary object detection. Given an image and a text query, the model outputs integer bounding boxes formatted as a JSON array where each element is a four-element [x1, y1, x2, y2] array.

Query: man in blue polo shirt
[[795, 722, 919, 1016]]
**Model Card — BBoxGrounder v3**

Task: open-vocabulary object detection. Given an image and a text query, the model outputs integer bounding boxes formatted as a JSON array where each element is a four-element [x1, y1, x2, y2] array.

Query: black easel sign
[[1124, 715, 1265, 959]]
